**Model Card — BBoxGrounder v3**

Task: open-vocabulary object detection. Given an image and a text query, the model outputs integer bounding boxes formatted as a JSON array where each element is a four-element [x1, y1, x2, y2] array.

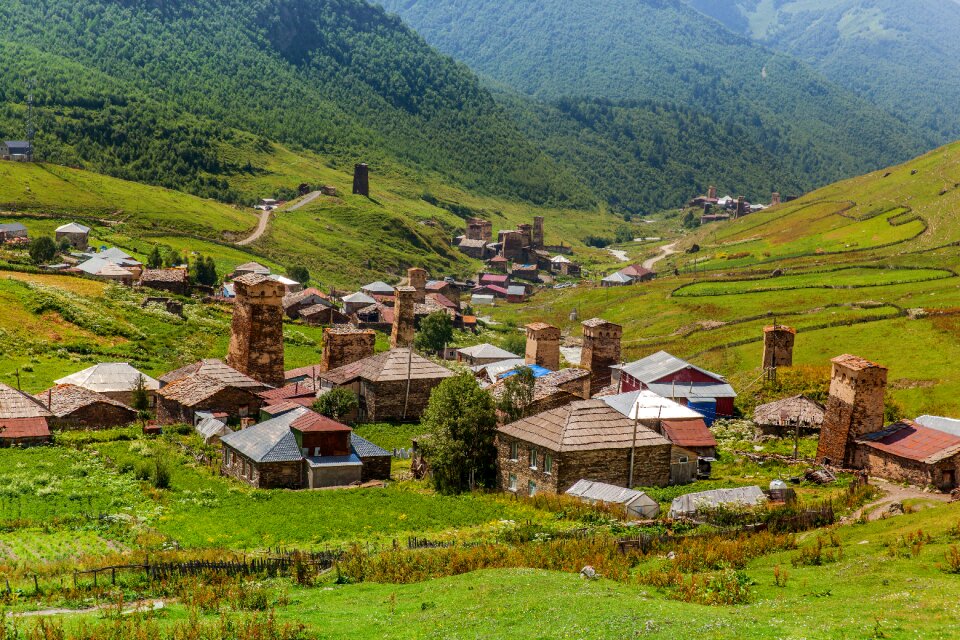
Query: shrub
[[28, 237, 58, 265], [943, 546, 960, 574], [151, 457, 172, 490], [313, 388, 358, 423], [773, 564, 788, 587]]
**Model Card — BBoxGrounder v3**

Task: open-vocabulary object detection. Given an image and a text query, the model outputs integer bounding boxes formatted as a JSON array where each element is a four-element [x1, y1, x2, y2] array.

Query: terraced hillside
[[488, 141, 960, 418]]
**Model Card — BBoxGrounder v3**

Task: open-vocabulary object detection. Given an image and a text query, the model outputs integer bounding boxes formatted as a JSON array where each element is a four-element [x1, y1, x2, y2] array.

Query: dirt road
[[236, 191, 321, 247], [643, 242, 678, 270], [849, 479, 951, 522]]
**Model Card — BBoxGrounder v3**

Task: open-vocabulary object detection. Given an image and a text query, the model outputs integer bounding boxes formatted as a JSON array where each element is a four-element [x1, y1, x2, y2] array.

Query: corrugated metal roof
[[601, 390, 703, 421], [565, 479, 652, 506], [857, 420, 960, 464], [56, 223, 90, 234], [916, 415, 960, 437], [645, 382, 737, 400], [221, 408, 308, 463], [661, 419, 717, 448], [0, 417, 50, 440], [343, 292, 377, 304], [360, 281, 394, 294], [669, 486, 766, 518], [196, 416, 233, 441], [602, 272, 632, 283], [618, 351, 727, 386], [457, 344, 519, 361], [56, 363, 159, 393], [507, 286, 527, 296]]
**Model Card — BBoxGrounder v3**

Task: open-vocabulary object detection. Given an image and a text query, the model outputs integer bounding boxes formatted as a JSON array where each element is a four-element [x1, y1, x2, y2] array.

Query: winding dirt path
[[236, 191, 322, 247], [8, 599, 166, 618], [849, 479, 951, 522], [643, 242, 678, 270]]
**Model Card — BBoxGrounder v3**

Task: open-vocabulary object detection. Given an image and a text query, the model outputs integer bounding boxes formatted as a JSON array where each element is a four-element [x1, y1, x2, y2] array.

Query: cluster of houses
[[0, 141, 32, 162], [687, 187, 793, 225], [601, 263, 656, 288]]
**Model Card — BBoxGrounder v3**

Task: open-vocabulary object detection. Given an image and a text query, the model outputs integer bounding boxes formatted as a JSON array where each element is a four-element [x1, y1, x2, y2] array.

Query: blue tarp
[[497, 365, 552, 380]]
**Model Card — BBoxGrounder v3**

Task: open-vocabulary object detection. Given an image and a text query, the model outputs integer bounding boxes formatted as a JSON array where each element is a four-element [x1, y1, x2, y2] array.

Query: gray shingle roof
[[159, 359, 263, 388], [457, 343, 519, 361], [0, 382, 52, 419], [56, 223, 91, 234], [351, 434, 390, 458], [617, 351, 727, 385], [320, 349, 453, 385], [221, 408, 307, 463], [360, 281, 395, 295]]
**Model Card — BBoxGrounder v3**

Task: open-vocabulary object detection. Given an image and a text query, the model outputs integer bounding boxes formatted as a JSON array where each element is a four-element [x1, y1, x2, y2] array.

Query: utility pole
[[25, 79, 35, 162]]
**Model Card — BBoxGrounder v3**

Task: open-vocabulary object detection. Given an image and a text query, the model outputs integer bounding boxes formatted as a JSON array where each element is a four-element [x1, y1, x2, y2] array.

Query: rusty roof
[[290, 410, 351, 433], [0, 382, 52, 419], [0, 417, 50, 440], [285, 364, 322, 382], [35, 385, 134, 418], [857, 420, 960, 464], [259, 380, 317, 403], [832, 354, 884, 371], [498, 399, 671, 453], [661, 419, 717, 449]]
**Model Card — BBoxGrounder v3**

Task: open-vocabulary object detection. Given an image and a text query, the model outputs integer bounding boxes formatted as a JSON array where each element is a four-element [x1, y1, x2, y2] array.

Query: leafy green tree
[[189, 254, 218, 286], [287, 265, 310, 284], [419, 372, 498, 494], [58, 237, 72, 253], [28, 236, 58, 265], [499, 331, 527, 357], [497, 366, 536, 423], [163, 248, 180, 268], [313, 388, 359, 423], [415, 312, 454, 355], [203, 256, 218, 286], [147, 245, 164, 269], [130, 374, 151, 415]]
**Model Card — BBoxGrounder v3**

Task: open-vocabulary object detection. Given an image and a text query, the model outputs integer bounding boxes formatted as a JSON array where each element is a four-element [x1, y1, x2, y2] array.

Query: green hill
[[686, 0, 960, 143], [378, 0, 929, 204]]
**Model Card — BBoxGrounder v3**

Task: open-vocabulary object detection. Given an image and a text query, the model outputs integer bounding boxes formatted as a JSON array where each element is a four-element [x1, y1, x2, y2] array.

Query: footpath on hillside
[[236, 191, 321, 246]]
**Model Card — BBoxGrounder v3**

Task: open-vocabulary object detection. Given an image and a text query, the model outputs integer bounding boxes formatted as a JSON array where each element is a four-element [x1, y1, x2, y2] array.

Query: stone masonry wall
[[854, 448, 960, 491], [321, 328, 375, 372], [221, 448, 303, 489], [762, 326, 796, 369], [227, 280, 285, 388], [816, 361, 887, 466], [525, 324, 560, 371], [363, 379, 439, 422], [390, 287, 416, 348], [49, 403, 136, 431], [581, 320, 623, 394]]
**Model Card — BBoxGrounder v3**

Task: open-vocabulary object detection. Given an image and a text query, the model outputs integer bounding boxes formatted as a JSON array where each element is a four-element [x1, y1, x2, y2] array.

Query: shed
[[55, 223, 91, 250], [565, 479, 659, 519], [668, 486, 767, 519], [472, 294, 495, 306], [754, 395, 825, 435]]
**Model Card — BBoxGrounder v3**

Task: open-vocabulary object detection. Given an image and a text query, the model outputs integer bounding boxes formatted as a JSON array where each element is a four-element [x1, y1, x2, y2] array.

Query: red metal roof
[[0, 417, 51, 440], [479, 274, 509, 284], [260, 381, 317, 402], [661, 419, 717, 448], [290, 410, 352, 433], [857, 420, 960, 463]]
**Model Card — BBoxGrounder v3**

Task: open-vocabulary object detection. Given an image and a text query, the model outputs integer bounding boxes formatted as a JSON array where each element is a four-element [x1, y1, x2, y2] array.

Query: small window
[[509, 474, 518, 492], [678, 455, 689, 464], [528, 480, 537, 497], [544, 453, 553, 474], [529, 448, 538, 470], [509, 441, 518, 461]]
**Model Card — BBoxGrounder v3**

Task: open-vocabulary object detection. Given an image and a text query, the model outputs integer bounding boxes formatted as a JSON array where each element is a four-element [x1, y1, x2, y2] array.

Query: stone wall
[[227, 278, 286, 388], [362, 378, 440, 422], [408, 268, 428, 304], [390, 287, 416, 348], [157, 387, 261, 425], [762, 326, 796, 369], [49, 403, 136, 431], [854, 447, 960, 491], [495, 434, 561, 494], [525, 323, 560, 371], [816, 358, 887, 466], [360, 455, 392, 482], [532, 216, 544, 249], [321, 328, 375, 372], [221, 447, 303, 489], [581, 320, 623, 394]]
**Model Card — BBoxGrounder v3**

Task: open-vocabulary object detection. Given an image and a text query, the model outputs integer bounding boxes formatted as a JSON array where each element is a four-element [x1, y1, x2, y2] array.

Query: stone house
[[491, 368, 592, 417], [456, 344, 519, 367], [55, 223, 91, 250], [36, 384, 137, 430], [282, 288, 331, 320], [854, 420, 960, 491], [318, 348, 454, 422], [0, 382, 52, 447], [231, 261, 271, 279], [157, 374, 264, 425], [301, 304, 350, 326], [458, 238, 488, 259], [159, 359, 269, 391], [1, 141, 31, 161], [342, 292, 378, 316], [0, 223, 28, 243], [220, 406, 391, 489], [495, 399, 672, 495], [138, 269, 190, 296], [55, 363, 160, 408]]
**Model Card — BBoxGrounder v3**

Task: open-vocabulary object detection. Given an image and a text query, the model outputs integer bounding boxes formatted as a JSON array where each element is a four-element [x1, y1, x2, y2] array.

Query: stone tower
[[771, 192, 782, 206], [525, 322, 561, 371], [391, 286, 416, 349], [707, 185, 717, 199], [517, 223, 533, 249], [321, 326, 376, 372], [407, 267, 428, 304], [532, 216, 545, 249], [227, 274, 286, 388], [353, 163, 369, 197], [762, 325, 796, 370], [735, 196, 746, 218], [816, 355, 888, 467], [580, 318, 623, 394]]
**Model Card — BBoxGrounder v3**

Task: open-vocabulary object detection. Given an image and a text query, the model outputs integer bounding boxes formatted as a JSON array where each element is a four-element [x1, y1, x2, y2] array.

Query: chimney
[[391, 286, 417, 349], [580, 318, 623, 395], [525, 322, 561, 372], [407, 267, 427, 304], [352, 163, 370, 197]]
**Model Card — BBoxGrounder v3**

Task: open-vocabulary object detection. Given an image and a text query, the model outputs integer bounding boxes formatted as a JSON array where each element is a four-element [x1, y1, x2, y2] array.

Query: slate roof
[[221, 408, 308, 463], [351, 433, 390, 458], [616, 351, 729, 386], [457, 343, 519, 361], [35, 385, 134, 417], [361, 281, 395, 295], [234, 273, 273, 287], [343, 291, 377, 305], [234, 261, 271, 275], [56, 222, 91, 234], [857, 420, 960, 464], [459, 238, 487, 249], [139, 269, 188, 284], [832, 354, 883, 372], [300, 304, 336, 318], [283, 288, 330, 309], [158, 374, 235, 407], [159, 359, 263, 388], [661, 419, 717, 449], [754, 395, 825, 427], [56, 363, 159, 393], [498, 399, 671, 453], [0, 382, 52, 419], [320, 349, 453, 385]]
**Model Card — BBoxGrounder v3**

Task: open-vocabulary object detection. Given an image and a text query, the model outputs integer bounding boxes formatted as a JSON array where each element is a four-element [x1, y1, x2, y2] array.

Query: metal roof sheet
[[661, 419, 717, 448], [56, 363, 159, 393], [669, 486, 766, 518], [360, 281, 395, 294], [0, 417, 50, 440], [56, 222, 90, 234], [565, 479, 654, 506], [857, 420, 960, 464], [916, 415, 960, 437], [457, 343, 519, 361], [221, 408, 308, 463], [618, 351, 727, 385], [645, 382, 737, 400]]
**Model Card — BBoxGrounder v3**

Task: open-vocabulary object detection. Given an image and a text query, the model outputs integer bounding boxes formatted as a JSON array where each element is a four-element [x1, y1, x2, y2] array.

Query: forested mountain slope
[[686, 0, 960, 143], [378, 0, 929, 199]]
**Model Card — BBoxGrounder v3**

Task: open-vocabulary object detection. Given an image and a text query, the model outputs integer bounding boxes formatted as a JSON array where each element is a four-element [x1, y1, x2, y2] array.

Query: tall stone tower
[[517, 223, 533, 249], [532, 216, 545, 249], [321, 326, 376, 372], [353, 163, 369, 197], [407, 267, 427, 304], [391, 286, 416, 349], [816, 355, 888, 467], [762, 325, 796, 370], [707, 185, 717, 199], [580, 318, 623, 394], [525, 322, 560, 371], [227, 274, 286, 388], [771, 192, 782, 206]]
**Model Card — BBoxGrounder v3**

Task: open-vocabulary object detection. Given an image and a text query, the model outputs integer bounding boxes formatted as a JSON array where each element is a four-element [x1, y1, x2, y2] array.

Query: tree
[[190, 254, 218, 286], [58, 237, 72, 253], [499, 331, 527, 357], [147, 245, 163, 269], [415, 311, 454, 355], [28, 237, 58, 265], [287, 265, 310, 284], [313, 388, 359, 423], [497, 366, 536, 423], [163, 248, 180, 268], [130, 374, 152, 424], [418, 372, 498, 494], [203, 256, 218, 286]]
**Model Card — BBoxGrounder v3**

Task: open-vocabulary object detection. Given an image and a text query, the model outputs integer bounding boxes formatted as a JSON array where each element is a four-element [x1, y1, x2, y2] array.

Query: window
[[509, 441, 518, 461], [528, 480, 537, 497], [529, 447, 538, 470], [678, 455, 689, 464], [509, 474, 518, 492], [544, 453, 553, 474]]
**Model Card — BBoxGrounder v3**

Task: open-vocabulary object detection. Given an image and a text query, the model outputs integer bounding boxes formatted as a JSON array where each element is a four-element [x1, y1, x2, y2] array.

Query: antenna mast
[[26, 79, 35, 161]]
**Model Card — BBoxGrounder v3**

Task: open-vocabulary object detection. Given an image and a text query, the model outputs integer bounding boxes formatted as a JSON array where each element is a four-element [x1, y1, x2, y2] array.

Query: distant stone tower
[[407, 267, 428, 304], [532, 216, 545, 249], [735, 196, 746, 218], [707, 185, 717, 199], [816, 355, 888, 467], [227, 274, 286, 387], [321, 326, 376, 372], [762, 325, 796, 370], [353, 163, 369, 197], [771, 192, 782, 206], [580, 318, 623, 394], [391, 286, 416, 349], [517, 223, 533, 249], [525, 322, 561, 371]]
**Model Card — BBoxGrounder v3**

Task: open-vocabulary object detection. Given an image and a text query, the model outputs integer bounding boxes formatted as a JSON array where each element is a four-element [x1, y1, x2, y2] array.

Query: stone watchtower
[[525, 322, 561, 371], [407, 267, 428, 304], [321, 326, 376, 372], [353, 163, 370, 196], [762, 325, 796, 370], [532, 216, 545, 250], [816, 355, 888, 467], [707, 185, 717, 199], [771, 192, 782, 206], [227, 274, 286, 388], [391, 286, 417, 349], [580, 318, 623, 394]]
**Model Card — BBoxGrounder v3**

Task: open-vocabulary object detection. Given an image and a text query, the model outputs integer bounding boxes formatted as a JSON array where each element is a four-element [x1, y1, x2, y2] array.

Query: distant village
[[687, 186, 795, 225]]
